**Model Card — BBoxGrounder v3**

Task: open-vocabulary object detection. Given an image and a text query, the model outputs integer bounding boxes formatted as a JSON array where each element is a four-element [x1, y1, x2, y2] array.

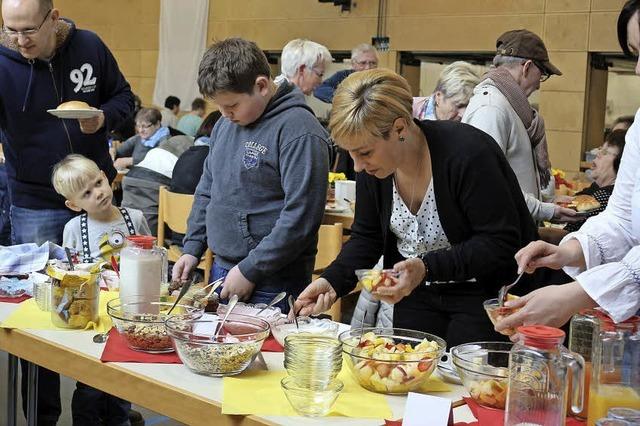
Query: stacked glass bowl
[[281, 333, 344, 416]]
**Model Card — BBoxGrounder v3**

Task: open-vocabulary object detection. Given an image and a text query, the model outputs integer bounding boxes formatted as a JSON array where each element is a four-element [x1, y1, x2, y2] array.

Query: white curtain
[[153, 0, 209, 111]]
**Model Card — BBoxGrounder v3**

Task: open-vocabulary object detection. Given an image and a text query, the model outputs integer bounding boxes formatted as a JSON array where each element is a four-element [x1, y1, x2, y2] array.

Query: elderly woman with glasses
[[413, 61, 481, 122], [274, 38, 333, 96], [295, 69, 539, 347], [113, 107, 170, 170]]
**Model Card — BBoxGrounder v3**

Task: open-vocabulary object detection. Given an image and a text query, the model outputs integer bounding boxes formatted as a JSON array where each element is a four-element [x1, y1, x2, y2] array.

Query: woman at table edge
[[294, 67, 539, 347], [494, 0, 640, 332]]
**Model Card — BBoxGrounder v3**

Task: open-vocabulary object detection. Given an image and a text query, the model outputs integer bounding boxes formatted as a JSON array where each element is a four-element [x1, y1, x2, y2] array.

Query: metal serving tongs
[[168, 276, 224, 316], [214, 294, 239, 341], [497, 272, 524, 307]]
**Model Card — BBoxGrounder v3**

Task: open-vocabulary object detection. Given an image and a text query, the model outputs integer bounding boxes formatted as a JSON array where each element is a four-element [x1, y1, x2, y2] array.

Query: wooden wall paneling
[[543, 13, 589, 51], [541, 51, 588, 92], [546, 130, 584, 172], [388, 0, 545, 16], [211, 0, 378, 20], [590, 0, 627, 12], [584, 58, 608, 152], [538, 91, 586, 132], [589, 12, 623, 52], [545, 0, 590, 12], [210, 19, 377, 50], [388, 15, 544, 52]]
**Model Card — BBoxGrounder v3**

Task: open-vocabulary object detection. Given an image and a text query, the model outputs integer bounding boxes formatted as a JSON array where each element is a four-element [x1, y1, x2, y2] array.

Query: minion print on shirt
[[97, 229, 127, 262]]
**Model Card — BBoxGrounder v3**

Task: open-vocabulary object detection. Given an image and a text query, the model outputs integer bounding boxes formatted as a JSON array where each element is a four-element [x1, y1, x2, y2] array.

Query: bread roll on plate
[[571, 195, 600, 212], [48, 101, 102, 119], [56, 100, 92, 110]]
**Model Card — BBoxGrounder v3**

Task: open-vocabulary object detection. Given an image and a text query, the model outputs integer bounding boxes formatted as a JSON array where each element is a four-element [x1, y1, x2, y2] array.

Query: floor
[[0, 351, 184, 426]]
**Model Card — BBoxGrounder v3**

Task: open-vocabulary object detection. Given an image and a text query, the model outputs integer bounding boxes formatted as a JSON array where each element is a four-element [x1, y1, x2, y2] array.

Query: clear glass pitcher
[[568, 308, 602, 419], [587, 314, 640, 426], [119, 235, 167, 300], [505, 325, 585, 426]]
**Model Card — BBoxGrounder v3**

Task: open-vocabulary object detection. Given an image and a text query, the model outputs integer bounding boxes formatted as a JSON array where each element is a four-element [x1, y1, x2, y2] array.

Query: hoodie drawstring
[[22, 59, 35, 112]]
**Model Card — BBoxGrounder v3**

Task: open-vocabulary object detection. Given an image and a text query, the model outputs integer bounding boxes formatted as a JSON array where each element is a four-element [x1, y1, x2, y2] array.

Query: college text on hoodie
[[183, 82, 330, 295], [0, 18, 134, 209]]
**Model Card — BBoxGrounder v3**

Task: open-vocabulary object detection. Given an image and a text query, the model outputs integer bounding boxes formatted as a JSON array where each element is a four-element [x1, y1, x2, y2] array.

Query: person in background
[[110, 94, 142, 142], [113, 108, 170, 169], [120, 135, 192, 234], [0, 0, 135, 423], [177, 97, 206, 137], [160, 95, 180, 128], [171, 110, 222, 195], [295, 69, 539, 347], [495, 0, 640, 332], [540, 129, 627, 245], [611, 114, 634, 132], [52, 154, 148, 426], [172, 38, 329, 311], [462, 29, 578, 225], [413, 61, 481, 122], [314, 42, 378, 103], [275, 38, 333, 96]]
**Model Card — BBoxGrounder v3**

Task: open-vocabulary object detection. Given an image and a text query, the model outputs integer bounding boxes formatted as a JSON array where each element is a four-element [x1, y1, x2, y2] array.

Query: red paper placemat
[[0, 295, 31, 304], [385, 398, 587, 426], [462, 397, 586, 426], [261, 335, 283, 352], [100, 328, 182, 363]]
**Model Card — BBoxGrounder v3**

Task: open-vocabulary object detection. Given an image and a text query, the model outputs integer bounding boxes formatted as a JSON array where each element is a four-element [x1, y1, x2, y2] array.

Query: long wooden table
[[0, 302, 474, 426]]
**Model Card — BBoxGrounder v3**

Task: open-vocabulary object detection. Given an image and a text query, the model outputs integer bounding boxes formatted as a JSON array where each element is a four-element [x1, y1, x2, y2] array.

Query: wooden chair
[[157, 185, 213, 283], [312, 223, 344, 321]]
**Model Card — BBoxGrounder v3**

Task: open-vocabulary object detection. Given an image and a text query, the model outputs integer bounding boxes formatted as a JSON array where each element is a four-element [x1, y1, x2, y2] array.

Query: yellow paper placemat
[[223, 368, 393, 418], [418, 374, 452, 392], [0, 291, 118, 332]]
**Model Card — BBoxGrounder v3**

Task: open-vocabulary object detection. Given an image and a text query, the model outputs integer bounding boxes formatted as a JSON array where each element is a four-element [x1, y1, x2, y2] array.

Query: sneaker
[[129, 409, 145, 426]]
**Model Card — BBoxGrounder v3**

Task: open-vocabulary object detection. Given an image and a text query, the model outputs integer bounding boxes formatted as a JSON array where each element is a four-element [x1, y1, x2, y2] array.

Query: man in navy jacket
[[0, 0, 134, 424]]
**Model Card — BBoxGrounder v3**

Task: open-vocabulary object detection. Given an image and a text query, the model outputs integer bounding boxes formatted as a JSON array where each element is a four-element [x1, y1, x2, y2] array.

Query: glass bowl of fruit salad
[[339, 327, 445, 394], [450, 341, 512, 409], [355, 269, 399, 292]]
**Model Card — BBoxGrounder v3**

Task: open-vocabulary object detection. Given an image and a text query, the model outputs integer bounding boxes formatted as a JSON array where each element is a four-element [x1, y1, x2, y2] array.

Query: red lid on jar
[[126, 235, 155, 249], [517, 325, 565, 349], [598, 313, 639, 332]]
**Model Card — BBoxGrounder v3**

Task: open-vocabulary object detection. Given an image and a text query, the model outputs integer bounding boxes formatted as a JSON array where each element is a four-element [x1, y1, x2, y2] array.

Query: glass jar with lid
[[504, 325, 585, 426], [119, 235, 167, 301]]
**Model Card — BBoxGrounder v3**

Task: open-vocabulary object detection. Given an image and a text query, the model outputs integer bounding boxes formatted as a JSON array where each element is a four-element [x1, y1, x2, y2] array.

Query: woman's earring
[[399, 136, 405, 143]]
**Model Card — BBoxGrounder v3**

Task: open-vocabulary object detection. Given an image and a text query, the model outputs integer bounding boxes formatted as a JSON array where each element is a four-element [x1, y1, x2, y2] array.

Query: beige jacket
[[462, 81, 555, 221]]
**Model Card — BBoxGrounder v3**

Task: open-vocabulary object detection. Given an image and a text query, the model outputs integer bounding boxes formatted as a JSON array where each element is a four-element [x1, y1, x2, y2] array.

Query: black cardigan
[[322, 119, 538, 297]]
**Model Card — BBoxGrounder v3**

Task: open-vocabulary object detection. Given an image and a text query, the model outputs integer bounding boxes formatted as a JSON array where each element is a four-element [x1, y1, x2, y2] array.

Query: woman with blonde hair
[[413, 61, 481, 121], [295, 69, 538, 346]]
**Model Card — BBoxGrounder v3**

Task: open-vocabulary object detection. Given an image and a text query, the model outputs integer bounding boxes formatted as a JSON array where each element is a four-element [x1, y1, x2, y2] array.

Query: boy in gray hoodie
[[172, 38, 330, 311]]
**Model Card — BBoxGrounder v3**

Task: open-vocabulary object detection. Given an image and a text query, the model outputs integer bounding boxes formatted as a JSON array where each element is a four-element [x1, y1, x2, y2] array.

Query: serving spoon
[[214, 294, 239, 341], [257, 291, 287, 315]]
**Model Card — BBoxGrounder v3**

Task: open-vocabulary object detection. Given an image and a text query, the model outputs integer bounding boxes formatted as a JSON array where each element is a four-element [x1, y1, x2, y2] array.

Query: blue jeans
[[72, 382, 131, 426], [211, 262, 290, 313], [12, 206, 74, 425], [0, 163, 11, 245], [10, 205, 76, 245]]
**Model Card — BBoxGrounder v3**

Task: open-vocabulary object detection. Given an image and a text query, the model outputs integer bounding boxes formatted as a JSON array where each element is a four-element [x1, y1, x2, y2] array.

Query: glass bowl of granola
[[107, 295, 202, 353], [165, 313, 270, 376], [450, 341, 512, 409]]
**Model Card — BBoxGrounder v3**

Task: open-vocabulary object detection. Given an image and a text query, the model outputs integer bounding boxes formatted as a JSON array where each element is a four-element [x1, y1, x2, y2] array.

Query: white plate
[[325, 203, 348, 213], [47, 109, 103, 119]]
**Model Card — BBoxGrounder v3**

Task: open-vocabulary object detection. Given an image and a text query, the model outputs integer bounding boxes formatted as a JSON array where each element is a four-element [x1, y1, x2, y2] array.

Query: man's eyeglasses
[[135, 123, 155, 131], [2, 9, 52, 38], [597, 147, 616, 157], [532, 60, 551, 82], [354, 60, 378, 67]]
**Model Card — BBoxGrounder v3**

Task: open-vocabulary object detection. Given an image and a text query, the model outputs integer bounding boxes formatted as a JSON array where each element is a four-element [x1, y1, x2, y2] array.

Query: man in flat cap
[[463, 29, 577, 223]]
